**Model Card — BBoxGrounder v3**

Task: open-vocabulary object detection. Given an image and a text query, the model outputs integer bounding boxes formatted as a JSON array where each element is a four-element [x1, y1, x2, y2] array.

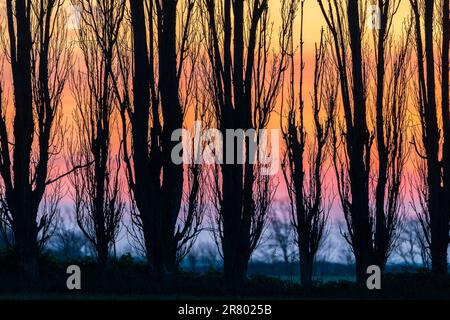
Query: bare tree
[[394, 217, 430, 268], [410, 154, 444, 271], [370, 2, 411, 270], [186, 242, 220, 271], [318, 0, 373, 284], [68, 0, 126, 269], [49, 211, 93, 260], [409, 0, 449, 274], [117, 0, 202, 276], [0, 0, 71, 281], [318, 0, 410, 284], [201, 0, 289, 286], [263, 204, 297, 277], [281, 0, 335, 286]]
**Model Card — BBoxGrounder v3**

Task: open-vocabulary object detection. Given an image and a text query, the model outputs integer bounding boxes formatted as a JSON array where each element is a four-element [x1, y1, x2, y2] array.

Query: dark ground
[[0, 251, 449, 300]]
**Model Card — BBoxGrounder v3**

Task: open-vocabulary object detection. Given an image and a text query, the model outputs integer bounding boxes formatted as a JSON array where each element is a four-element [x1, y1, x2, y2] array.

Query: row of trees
[[320, 0, 448, 282], [0, 0, 447, 288]]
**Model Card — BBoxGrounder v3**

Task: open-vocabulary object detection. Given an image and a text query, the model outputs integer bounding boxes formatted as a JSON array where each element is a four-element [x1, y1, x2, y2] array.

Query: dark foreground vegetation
[[0, 252, 448, 300]]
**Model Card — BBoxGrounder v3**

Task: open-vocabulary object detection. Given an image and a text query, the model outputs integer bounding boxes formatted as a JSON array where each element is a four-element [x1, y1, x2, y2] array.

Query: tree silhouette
[[0, 0, 71, 282], [318, 0, 372, 284], [370, 0, 411, 271], [117, 0, 202, 276], [201, 0, 289, 286], [409, 0, 449, 274], [264, 204, 297, 279], [318, 0, 410, 283], [68, 0, 126, 269], [49, 213, 94, 260], [394, 217, 430, 268], [281, 0, 336, 287]]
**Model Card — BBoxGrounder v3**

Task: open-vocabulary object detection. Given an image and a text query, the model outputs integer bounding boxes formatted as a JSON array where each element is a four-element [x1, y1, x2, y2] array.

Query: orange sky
[[51, 1, 413, 130], [0, 1, 426, 208]]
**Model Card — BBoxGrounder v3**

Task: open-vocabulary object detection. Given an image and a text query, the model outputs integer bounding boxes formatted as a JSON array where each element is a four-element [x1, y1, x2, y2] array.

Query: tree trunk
[[13, 204, 39, 283], [128, 0, 185, 277], [423, 0, 447, 274], [159, 0, 184, 275], [373, 0, 389, 271], [7, 0, 40, 283], [300, 252, 314, 287], [223, 238, 249, 287], [97, 238, 109, 271], [347, 0, 373, 285], [220, 0, 251, 288], [222, 163, 248, 287], [440, 0, 450, 274]]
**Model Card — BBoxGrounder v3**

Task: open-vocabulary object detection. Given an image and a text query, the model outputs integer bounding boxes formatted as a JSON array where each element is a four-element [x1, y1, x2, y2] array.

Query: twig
[[45, 161, 94, 185], [410, 137, 428, 160]]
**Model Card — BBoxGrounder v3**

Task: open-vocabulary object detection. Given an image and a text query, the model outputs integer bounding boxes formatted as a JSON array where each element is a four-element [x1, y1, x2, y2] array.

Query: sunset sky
[[1, 0, 413, 131], [0, 0, 423, 207]]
